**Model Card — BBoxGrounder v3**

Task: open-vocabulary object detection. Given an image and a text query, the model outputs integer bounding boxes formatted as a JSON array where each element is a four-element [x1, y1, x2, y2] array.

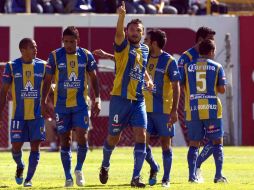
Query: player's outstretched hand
[[93, 49, 107, 58], [168, 110, 178, 127], [92, 102, 101, 117], [117, 1, 126, 16]]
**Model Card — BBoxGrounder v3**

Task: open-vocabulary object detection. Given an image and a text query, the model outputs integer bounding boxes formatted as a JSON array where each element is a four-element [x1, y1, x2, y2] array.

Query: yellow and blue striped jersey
[[181, 58, 226, 121], [143, 52, 180, 114], [178, 47, 199, 76], [2, 58, 46, 120], [112, 39, 149, 101], [46, 47, 97, 112]]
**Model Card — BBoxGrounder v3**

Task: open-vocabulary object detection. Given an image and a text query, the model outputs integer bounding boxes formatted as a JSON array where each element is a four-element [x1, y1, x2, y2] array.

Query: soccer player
[[143, 29, 180, 188], [180, 39, 227, 183], [178, 26, 216, 182], [41, 26, 101, 187], [0, 38, 46, 187], [98, 1, 153, 188]]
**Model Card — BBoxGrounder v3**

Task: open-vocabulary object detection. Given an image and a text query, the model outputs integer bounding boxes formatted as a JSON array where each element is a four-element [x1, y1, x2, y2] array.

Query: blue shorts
[[109, 96, 147, 136], [186, 119, 224, 141], [147, 113, 175, 137], [55, 107, 89, 134], [10, 118, 45, 143]]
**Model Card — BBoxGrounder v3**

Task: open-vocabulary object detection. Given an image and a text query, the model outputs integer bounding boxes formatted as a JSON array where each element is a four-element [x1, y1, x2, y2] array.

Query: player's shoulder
[[52, 47, 65, 55], [207, 59, 223, 68], [162, 51, 175, 60], [34, 58, 47, 65], [140, 43, 149, 52], [79, 47, 91, 55]]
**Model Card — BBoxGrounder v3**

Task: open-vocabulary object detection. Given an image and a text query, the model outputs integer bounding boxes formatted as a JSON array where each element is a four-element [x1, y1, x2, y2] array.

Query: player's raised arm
[[115, 1, 126, 45]]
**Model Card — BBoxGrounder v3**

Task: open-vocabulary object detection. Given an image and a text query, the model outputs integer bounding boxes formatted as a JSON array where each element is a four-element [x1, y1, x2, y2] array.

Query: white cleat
[[196, 168, 204, 183], [75, 170, 85, 186], [162, 180, 170, 188], [65, 179, 74, 187]]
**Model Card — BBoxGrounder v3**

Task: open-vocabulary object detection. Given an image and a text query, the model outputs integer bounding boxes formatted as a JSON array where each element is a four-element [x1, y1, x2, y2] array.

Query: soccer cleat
[[15, 167, 24, 185], [99, 166, 109, 184], [74, 170, 85, 186], [161, 179, 170, 188], [148, 167, 159, 186], [130, 176, 146, 188], [23, 180, 32, 187], [65, 179, 74, 187], [189, 178, 200, 183], [196, 168, 204, 183], [214, 176, 228, 183]]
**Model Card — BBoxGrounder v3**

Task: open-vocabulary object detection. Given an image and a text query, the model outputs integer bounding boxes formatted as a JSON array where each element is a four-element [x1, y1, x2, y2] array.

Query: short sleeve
[[46, 52, 56, 75], [2, 63, 13, 84], [217, 66, 227, 86], [167, 59, 181, 82], [86, 50, 97, 72], [114, 38, 128, 53]]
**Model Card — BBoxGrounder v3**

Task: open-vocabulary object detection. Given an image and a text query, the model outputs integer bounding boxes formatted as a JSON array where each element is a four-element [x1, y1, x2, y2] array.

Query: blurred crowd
[[0, 0, 228, 15]]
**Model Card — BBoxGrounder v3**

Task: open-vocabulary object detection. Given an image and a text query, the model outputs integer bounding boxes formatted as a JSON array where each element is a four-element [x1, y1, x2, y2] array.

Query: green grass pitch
[[0, 147, 253, 189]]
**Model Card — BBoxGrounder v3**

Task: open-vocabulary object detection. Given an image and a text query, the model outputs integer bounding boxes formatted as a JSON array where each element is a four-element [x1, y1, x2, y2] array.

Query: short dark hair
[[63, 26, 79, 39], [196, 26, 216, 42], [199, 39, 215, 55], [147, 29, 167, 49], [19, 38, 33, 50], [126, 19, 143, 30]]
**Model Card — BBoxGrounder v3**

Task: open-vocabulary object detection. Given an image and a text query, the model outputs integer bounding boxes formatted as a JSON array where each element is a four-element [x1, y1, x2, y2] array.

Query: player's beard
[[128, 36, 141, 45]]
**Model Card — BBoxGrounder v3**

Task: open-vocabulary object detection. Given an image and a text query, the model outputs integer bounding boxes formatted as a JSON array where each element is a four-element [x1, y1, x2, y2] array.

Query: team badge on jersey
[[70, 61, 75, 68], [26, 71, 31, 78], [149, 64, 154, 71]]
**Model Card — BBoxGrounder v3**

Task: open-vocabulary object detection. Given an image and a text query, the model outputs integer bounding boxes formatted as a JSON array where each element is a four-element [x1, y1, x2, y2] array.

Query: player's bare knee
[[160, 137, 171, 150], [107, 134, 120, 146], [212, 138, 223, 145], [189, 141, 200, 148], [133, 128, 146, 143]]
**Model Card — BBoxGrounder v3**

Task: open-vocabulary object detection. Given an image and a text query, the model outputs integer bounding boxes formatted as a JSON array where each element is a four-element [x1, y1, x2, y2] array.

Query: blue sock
[[25, 151, 40, 181], [196, 141, 213, 168], [12, 151, 25, 169], [75, 143, 88, 171], [132, 143, 146, 179], [145, 145, 159, 171], [61, 147, 72, 180], [162, 149, 173, 181], [102, 141, 115, 168], [213, 144, 224, 179], [187, 146, 199, 181]]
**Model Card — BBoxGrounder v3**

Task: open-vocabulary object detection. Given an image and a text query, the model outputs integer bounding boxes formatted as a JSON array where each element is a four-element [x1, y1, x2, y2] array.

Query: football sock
[[213, 144, 224, 179], [145, 145, 159, 171], [25, 151, 40, 181], [12, 150, 25, 169], [102, 141, 115, 168], [133, 143, 146, 179], [61, 146, 72, 180], [196, 141, 213, 168], [187, 146, 199, 181], [162, 148, 173, 181], [75, 143, 88, 171]]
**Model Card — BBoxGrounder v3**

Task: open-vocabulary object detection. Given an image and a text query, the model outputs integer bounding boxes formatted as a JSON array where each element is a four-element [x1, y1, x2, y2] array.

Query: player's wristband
[[95, 97, 101, 104]]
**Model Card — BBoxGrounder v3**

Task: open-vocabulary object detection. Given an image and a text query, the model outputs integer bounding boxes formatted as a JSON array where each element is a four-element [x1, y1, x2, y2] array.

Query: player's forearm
[[0, 88, 8, 115], [171, 82, 180, 112], [41, 76, 52, 105]]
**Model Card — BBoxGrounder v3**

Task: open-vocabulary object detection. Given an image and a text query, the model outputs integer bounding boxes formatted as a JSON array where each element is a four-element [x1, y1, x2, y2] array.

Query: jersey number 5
[[196, 72, 206, 92]]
